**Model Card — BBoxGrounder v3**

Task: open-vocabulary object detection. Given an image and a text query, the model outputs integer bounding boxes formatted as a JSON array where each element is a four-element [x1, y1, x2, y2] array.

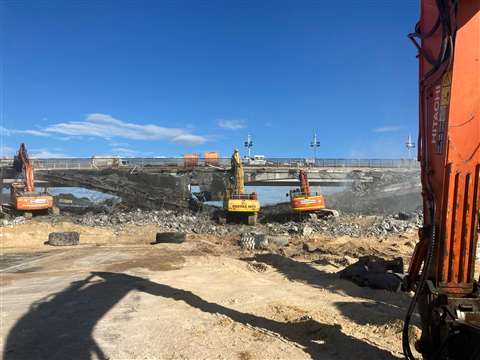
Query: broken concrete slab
[[338, 255, 404, 292]]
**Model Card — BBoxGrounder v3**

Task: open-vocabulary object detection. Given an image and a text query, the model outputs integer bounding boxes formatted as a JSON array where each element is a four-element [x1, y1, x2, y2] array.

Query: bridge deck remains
[[1, 157, 419, 171]]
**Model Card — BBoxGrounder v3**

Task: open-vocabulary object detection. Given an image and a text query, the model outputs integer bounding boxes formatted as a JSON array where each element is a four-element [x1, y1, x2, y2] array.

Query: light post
[[244, 134, 253, 159], [405, 134, 416, 160], [310, 131, 320, 166]]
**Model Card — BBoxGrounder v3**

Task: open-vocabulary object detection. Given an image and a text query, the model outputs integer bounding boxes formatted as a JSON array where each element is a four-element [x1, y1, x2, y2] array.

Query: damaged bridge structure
[[0, 158, 420, 210]]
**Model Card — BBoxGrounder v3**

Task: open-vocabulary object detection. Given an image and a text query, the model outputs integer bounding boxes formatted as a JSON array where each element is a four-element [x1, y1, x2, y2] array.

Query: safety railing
[[265, 158, 419, 168], [0, 157, 419, 170]]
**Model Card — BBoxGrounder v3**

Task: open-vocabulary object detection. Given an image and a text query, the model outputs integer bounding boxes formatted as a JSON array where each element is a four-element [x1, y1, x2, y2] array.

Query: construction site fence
[[0, 157, 420, 170]]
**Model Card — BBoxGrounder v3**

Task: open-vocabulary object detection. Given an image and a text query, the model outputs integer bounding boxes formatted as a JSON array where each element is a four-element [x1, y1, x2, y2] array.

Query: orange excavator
[[290, 170, 325, 212], [290, 170, 337, 217], [9, 143, 54, 216], [402, 1, 480, 359]]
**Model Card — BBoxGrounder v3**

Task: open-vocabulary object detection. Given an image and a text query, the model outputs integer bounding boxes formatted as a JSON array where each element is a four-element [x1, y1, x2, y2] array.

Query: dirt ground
[[0, 221, 421, 360]]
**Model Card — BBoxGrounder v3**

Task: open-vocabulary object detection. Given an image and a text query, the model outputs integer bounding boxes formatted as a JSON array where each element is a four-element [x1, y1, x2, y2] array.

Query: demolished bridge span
[[37, 169, 192, 210]]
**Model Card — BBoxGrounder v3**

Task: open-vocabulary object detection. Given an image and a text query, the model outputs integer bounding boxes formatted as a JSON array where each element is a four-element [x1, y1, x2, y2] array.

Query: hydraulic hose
[[402, 207, 436, 360]]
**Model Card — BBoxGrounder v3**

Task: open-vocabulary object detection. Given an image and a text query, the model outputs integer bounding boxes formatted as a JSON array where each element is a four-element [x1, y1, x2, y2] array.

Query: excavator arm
[[299, 170, 311, 197], [18, 143, 35, 193], [230, 149, 245, 195], [404, 1, 480, 359]]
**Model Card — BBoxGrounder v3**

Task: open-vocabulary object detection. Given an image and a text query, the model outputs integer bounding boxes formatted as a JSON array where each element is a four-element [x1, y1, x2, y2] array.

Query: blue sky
[[1, 0, 419, 159]]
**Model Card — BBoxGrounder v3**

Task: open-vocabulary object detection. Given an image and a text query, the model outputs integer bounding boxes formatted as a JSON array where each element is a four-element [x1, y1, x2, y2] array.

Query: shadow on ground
[[4, 272, 398, 360], [242, 253, 410, 326]]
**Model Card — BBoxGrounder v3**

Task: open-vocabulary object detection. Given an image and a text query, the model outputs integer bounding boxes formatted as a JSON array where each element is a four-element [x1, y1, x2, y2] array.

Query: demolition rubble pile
[[325, 169, 422, 215], [1, 216, 27, 227], [263, 211, 423, 238], [43, 208, 423, 238], [1, 189, 423, 237], [73, 209, 225, 235]]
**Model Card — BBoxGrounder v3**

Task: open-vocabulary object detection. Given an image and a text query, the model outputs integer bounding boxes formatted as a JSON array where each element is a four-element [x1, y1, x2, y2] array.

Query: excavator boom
[[404, 1, 480, 359], [299, 170, 310, 197]]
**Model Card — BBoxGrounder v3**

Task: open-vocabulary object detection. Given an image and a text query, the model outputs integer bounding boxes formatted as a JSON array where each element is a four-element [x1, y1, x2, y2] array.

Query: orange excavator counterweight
[[290, 170, 326, 212], [10, 144, 54, 213]]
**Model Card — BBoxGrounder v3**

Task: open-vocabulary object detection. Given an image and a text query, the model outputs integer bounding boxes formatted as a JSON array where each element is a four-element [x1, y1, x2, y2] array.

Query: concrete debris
[[325, 169, 421, 215], [239, 233, 291, 250], [253, 234, 290, 249], [1, 206, 423, 240], [73, 208, 229, 235], [367, 211, 423, 237], [2, 216, 27, 226], [47, 231, 80, 246], [302, 225, 314, 237], [259, 211, 422, 238], [239, 234, 256, 250], [246, 261, 269, 272], [54, 193, 120, 214], [338, 255, 404, 292]]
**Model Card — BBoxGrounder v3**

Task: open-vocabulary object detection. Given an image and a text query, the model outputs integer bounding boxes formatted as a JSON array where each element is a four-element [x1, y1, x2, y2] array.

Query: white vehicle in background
[[243, 155, 267, 166], [304, 158, 316, 166], [91, 155, 130, 168]]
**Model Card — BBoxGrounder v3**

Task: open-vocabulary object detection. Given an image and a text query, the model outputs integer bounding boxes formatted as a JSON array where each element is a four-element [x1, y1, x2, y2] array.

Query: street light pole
[[310, 131, 320, 167], [244, 134, 253, 159], [405, 134, 416, 160]]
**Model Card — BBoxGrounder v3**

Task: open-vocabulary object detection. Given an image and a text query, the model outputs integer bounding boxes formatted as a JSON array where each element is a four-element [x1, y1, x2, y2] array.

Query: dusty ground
[[0, 221, 420, 360]]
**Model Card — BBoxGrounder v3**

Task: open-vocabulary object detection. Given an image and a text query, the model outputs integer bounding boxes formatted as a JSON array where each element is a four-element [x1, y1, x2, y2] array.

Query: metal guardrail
[[263, 158, 419, 168], [0, 157, 420, 170], [32, 158, 96, 170]]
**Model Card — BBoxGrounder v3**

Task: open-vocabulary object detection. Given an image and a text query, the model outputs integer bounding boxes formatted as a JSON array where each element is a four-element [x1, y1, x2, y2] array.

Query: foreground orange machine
[[403, 1, 480, 359], [10, 143, 54, 215]]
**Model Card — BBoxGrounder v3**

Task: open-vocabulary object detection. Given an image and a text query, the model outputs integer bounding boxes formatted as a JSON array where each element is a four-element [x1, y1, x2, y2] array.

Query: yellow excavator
[[218, 149, 260, 225]]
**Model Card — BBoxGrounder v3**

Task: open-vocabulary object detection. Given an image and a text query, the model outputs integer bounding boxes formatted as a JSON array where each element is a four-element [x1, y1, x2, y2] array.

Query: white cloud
[[110, 147, 154, 157], [171, 134, 207, 146], [1, 127, 51, 137], [8, 113, 208, 146], [30, 149, 70, 158], [0, 127, 11, 136], [218, 119, 246, 130], [372, 125, 402, 133], [15, 129, 51, 137], [0, 146, 14, 157], [45, 113, 196, 140], [109, 141, 131, 147]]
